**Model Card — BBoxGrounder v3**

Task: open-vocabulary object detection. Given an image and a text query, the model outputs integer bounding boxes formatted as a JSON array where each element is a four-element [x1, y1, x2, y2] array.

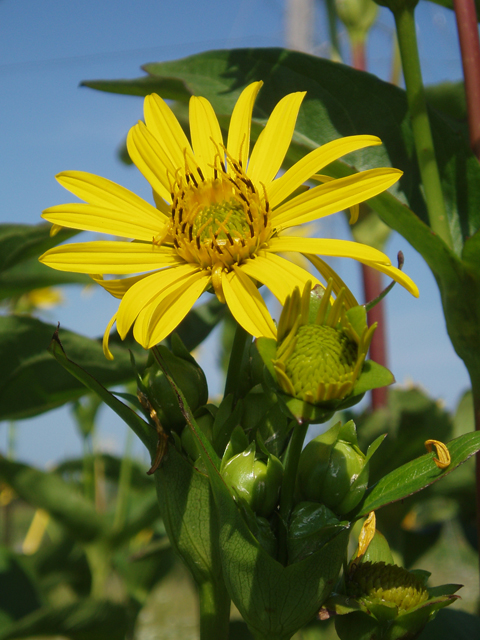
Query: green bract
[[256, 281, 394, 423], [221, 442, 283, 518]]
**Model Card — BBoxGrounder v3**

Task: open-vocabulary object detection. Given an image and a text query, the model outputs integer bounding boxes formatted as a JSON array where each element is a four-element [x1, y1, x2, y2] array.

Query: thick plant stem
[[453, 0, 480, 159], [470, 375, 480, 567], [278, 420, 309, 565], [394, 5, 453, 249], [224, 321, 250, 401], [198, 580, 231, 640]]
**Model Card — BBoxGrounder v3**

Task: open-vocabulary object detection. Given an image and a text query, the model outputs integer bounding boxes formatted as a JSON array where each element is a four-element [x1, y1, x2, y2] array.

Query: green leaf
[[48, 330, 156, 455], [0, 315, 147, 421], [0, 224, 80, 273], [154, 445, 225, 587], [0, 599, 129, 640], [0, 257, 89, 301], [354, 431, 480, 517], [81, 75, 192, 101], [0, 459, 105, 542]]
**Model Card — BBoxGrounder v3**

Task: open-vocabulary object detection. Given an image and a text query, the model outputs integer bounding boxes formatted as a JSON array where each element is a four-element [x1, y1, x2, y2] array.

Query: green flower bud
[[256, 281, 393, 423], [296, 421, 368, 514], [321, 560, 461, 640], [181, 410, 215, 461], [336, 0, 378, 44], [221, 443, 283, 518], [348, 561, 429, 611], [142, 334, 208, 431]]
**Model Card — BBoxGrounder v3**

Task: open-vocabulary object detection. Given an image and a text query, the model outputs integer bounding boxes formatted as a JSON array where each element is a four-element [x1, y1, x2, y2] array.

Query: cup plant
[[33, 78, 480, 640]]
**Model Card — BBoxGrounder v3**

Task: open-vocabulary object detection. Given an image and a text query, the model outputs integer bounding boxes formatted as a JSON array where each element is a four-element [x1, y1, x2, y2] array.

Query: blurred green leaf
[[356, 387, 453, 484], [0, 459, 105, 542], [0, 224, 79, 273], [0, 545, 42, 624], [417, 607, 480, 640], [425, 80, 467, 124], [0, 315, 146, 421], [0, 257, 89, 302], [0, 599, 129, 640], [48, 330, 156, 455], [355, 431, 480, 516], [56, 453, 154, 490]]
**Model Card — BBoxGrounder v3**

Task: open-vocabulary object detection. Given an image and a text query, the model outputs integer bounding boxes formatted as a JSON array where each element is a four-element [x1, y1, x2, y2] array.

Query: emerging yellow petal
[[40, 81, 417, 355]]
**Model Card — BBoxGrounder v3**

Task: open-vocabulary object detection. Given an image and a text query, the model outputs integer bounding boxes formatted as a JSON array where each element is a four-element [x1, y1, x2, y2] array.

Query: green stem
[[468, 370, 480, 569], [113, 427, 134, 531], [85, 543, 111, 599], [223, 321, 250, 401], [394, 4, 453, 248], [82, 435, 95, 503], [277, 419, 309, 565], [325, 0, 342, 61], [198, 580, 231, 640]]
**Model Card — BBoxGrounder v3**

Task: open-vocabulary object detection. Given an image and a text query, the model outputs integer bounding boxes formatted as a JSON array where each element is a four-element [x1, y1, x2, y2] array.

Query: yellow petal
[[189, 96, 224, 178], [39, 240, 181, 274], [360, 258, 419, 297], [143, 93, 195, 169], [267, 135, 382, 209], [227, 81, 263, 171], [136, 271, 211, 348], [239, 252, 320, 304], [306, 255, 359, 308], [56, 171, 170, 225], [248, 92, 306, 186], [312, 174, 359, 224], [102, 312, 118, 360], [42, 203, 166, 242], [116, 263, 201, 339], [91, 272, 153, 299], [268, 236, 391, 265], [127, 122, 175, 202], [272, 168, 402, 229], [222, 267, 277, 339]]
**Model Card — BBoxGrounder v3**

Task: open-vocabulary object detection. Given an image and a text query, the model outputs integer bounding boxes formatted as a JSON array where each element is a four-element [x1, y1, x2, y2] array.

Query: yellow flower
[[39, 82, 418, 359]]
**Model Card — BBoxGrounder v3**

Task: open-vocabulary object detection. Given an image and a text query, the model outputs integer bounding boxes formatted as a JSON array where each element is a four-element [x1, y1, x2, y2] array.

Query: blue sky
[[0, 0, 471, 465]]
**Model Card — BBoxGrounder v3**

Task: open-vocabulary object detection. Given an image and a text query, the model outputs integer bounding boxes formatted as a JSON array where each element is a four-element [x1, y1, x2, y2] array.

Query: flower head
[[40, 82, 418, 358], [257, 281, 394, 421], [274, 280, 375, 404]]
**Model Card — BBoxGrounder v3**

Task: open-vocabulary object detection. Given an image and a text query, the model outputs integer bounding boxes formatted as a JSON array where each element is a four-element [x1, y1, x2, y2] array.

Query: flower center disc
[[170, 161, 271, 270], [286, 324, 358, 398]]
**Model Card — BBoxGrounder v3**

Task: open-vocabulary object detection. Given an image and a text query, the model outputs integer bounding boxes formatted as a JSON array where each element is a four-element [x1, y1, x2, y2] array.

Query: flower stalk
[[393, 3, 453, 248]]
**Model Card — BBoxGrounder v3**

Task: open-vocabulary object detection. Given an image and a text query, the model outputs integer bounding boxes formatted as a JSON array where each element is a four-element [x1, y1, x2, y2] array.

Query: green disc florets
[[193, 199, 250, 242], [348, 561, 429, 612], [285, 324, 358, 399], [273, 280, 375, 404]]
